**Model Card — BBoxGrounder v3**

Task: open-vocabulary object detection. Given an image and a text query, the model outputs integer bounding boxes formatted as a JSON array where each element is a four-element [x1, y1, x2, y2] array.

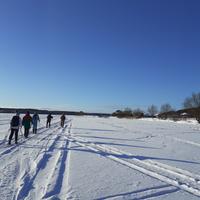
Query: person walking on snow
[[8, 111, 22, 145], [46, 113, 53, 128], [32, 112, 40, 134], [60, 114, 66, 128], [22, 111, 32, 138]]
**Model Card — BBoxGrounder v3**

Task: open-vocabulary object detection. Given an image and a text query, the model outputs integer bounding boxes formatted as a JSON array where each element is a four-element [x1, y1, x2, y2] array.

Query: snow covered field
[[1, 114, 200, 200]]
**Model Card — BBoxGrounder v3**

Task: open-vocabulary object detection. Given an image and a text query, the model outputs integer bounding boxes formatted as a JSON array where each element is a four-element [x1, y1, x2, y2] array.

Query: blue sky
[[0, 0, 200, 113]]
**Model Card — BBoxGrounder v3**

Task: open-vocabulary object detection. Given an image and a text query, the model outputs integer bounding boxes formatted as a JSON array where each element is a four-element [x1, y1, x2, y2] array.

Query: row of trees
[[112, 108, 144, 118], [112, 103, 173, 118], [147, 103, 174, 116], [148, 92, 200, 115], [112, 92, 200, 119], [112, 103, 174, 118], [183, 92, 200, 109]]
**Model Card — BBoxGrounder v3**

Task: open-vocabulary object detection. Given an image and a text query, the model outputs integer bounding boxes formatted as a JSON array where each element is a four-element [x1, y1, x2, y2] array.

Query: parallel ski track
[[171, 137, 200, 148], [0, 121, 60, 160], [66, 133, 200, 197], [15, 126, 63, 200], [0, 121, 62, 200], [42, 124, 70, 199], [15, 121, 71, 200]]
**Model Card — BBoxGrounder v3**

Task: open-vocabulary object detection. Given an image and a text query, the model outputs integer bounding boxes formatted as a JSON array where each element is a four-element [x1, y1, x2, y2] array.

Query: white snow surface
[[1, 114, 200, 200]]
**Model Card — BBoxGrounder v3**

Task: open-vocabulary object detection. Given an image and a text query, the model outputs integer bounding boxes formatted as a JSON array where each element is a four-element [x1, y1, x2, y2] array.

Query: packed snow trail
[[65, 132, 200, 197], [0, 121, 60, 161], [0, 118, 72, 200], [15, 127, 64, 200], [1, 122, 60, 200]]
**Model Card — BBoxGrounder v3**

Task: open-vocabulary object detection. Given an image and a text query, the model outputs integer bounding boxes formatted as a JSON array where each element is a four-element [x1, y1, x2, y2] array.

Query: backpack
[[11, 116, 20, 127]]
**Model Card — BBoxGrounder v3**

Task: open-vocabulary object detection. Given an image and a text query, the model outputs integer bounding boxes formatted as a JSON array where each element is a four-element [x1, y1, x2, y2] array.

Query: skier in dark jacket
[[46, 113, 53, 128], [8, 111, 22, 145], [60, 114, 66, 128], [32, 112, 40, 134], [22, 111, 32, 138]]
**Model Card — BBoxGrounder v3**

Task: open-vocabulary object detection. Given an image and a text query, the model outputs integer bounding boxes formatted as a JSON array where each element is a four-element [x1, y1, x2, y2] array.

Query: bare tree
[[148, 105, 158, 116], [183, 92, 200, 108], [124, 107, 133, 114], [160, 103, 173, 113], [133, 108, 144, 118], [192, 93, 200, 107], [183, 97, 193, 109]]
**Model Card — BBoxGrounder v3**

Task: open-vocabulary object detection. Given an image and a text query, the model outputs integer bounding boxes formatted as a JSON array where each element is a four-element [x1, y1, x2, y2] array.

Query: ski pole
[[6, 128, 11, 142]]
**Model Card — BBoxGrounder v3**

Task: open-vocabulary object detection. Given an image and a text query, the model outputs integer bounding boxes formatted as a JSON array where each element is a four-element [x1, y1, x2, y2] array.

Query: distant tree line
[[112, 108, 144, 118], [112, 92, 200, 123], [0, 108, 111, 118]]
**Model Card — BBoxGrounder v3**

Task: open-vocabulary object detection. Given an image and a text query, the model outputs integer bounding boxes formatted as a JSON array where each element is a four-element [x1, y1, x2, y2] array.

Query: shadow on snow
[[94, 184, 180, 200]]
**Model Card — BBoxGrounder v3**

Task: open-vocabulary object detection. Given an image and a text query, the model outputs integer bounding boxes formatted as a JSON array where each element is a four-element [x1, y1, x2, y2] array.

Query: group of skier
[[8, 111, 66, 145]]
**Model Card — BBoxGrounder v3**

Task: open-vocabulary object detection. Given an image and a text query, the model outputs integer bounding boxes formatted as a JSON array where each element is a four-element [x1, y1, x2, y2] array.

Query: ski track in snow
[[0, 159, 20, 200], [0, 118, 72, 200], [66, 132, 200, 198], [171, 137, 200, 148], [42, 124, 70, 199], [0, 121, 60, 161], [15, 122, 72, 200], [0, 122, 60, 199], [1, 116, 200, 199]]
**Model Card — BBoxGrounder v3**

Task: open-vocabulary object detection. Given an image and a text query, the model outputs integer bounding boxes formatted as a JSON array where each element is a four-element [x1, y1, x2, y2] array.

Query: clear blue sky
[[0, 0, 200, 113]]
